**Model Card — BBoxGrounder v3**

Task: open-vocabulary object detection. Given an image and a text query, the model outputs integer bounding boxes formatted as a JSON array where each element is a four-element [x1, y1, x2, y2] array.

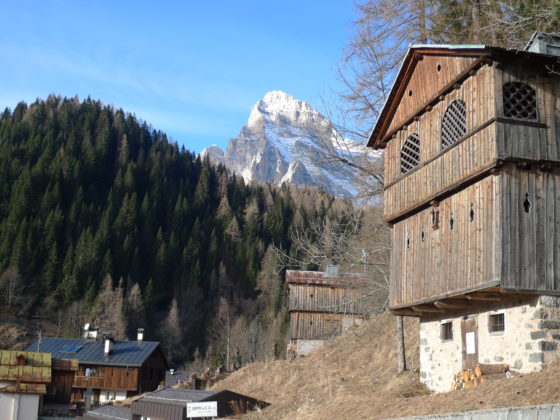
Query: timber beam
[[391, 309, 422, 317], [411, 305, 444, 313], [433, 300, 469, 310], [465, 294, 502, 301]]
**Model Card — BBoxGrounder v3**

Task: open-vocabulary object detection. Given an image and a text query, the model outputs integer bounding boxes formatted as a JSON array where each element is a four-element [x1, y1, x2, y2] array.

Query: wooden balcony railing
[[72, 375, 105, 388]]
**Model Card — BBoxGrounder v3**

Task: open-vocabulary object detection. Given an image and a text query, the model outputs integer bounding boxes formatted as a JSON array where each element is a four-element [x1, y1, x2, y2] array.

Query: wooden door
[[461, 317, 478, 370]]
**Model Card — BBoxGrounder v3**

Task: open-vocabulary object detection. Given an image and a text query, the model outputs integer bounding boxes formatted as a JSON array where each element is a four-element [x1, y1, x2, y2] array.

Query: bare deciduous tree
[[90, 275, 127, 339], [276, 206, 391, 313], [0, 266, 23, 307]]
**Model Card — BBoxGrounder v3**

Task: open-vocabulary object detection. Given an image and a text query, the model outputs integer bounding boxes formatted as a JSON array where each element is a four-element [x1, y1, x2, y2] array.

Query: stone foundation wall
[[294, 339, 324, 356], [419, 295, 560, 393]]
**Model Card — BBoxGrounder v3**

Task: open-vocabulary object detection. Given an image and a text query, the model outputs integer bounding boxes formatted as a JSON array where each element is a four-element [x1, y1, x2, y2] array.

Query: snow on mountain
[[200, 91, 380, 197]]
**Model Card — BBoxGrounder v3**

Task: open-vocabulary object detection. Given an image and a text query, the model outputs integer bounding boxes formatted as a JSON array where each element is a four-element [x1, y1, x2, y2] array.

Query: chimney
[[104, 335, 114, 356], [137, 328, 144, 342]]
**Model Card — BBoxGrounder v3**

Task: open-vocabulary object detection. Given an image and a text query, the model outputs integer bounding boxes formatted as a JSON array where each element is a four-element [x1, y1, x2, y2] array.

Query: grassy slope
[[212, 312, 560, 419], [0, 306, 60, 350]]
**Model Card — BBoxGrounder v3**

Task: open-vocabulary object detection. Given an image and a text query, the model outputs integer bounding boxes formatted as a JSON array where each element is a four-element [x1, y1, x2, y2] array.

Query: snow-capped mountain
[[201, 91, 380, 197]]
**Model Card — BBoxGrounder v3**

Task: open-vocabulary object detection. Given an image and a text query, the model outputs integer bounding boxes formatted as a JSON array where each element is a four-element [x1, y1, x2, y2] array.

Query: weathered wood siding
[[500, 165, 560, 293], [137, 346, 167, 394], [73, 365, 139, 391], [288, 284, 370, 314], [496, 64, 560, 162], [387, 54, 479, 135], [47, 370, 74, 403], [384, 64, 497, 220], [289, 312, 362, 339], [390, 175, 502, 308]]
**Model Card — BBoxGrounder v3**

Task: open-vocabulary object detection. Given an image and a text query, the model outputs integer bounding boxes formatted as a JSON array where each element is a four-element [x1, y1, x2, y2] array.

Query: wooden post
[[396, 315, 406, 374]]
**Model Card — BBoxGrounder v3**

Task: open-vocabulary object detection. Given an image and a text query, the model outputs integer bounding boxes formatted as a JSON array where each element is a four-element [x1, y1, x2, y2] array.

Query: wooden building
[[26, 334, 168, 407], [369, 36, 560, 391], [286, 268, 370, 357], [128, 387, 269, 419]]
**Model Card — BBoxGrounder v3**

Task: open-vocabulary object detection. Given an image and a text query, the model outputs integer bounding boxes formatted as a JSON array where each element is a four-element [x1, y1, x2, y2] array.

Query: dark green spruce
[[0, 95, 356, 366]]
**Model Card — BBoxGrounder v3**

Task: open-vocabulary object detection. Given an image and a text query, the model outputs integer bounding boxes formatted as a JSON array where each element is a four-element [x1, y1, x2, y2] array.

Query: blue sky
[[0, 1, 357, 153]]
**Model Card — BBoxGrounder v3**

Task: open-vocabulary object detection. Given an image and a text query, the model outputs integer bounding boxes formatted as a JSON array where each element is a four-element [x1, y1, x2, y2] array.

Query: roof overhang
[[367, 45, 489, 150], [367, 44, 560, 150]]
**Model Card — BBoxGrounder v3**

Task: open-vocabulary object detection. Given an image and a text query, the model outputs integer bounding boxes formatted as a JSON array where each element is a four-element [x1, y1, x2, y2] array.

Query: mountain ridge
[[201, 91, 377, 197]]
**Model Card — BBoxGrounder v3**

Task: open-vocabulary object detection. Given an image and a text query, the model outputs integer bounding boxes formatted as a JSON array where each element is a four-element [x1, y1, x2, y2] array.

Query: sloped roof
[[132, 387, 270, 419], [165, 370, 193, 387], [286, 270, 368, 287], [367, 44, 560, 149], [25, 338, 163, 367], [140, 387, 218, 406], [82, 404, 130, 420], [0, 350, 51, 384]]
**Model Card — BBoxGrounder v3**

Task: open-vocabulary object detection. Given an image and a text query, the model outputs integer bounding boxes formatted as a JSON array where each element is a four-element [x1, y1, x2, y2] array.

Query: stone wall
[[419, 295, 560, 392], [295, 339, 324, 356]]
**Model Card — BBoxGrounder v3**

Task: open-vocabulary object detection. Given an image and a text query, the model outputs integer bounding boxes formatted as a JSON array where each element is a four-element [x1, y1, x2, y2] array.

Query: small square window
[[489, 313, 505, 333], [440, 321, 453, 340]]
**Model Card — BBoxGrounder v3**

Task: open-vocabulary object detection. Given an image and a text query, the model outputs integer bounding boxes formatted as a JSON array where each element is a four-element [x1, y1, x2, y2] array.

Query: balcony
[[73, 375, 105, 388]]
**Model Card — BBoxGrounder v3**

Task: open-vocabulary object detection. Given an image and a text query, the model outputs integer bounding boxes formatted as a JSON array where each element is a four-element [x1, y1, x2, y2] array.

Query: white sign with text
[[466, 332, 476, 354], [187, 401, 218, 418]]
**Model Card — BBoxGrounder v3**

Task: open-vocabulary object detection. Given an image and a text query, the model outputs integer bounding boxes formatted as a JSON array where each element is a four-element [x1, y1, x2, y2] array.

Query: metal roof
[[132, 387, 271, 419], [286, 270, 368, 287], [25, 338, 161, 367], [165, 371, 193, 387], [140, 387, 218, 406], [82, 404, 130, 420]]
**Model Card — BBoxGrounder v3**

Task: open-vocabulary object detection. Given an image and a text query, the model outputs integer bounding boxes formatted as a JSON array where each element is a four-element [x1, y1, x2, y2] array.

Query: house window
[[441, 99, 467, 150], [400, 133, 421, 174], [440, 321, 453, 341], [503, 82, 537, 120], [488, 313, 505, 333]]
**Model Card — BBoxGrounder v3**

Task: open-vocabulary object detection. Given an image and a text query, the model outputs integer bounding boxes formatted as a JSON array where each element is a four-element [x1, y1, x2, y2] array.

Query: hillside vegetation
[[0, 96, 362, 366], [212, 312, 560, 419]]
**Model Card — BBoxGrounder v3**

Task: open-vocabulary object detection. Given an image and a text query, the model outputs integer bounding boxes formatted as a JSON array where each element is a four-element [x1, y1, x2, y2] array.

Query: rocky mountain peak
[[200, 91, 376, 197], [247, 90, 325, 128]]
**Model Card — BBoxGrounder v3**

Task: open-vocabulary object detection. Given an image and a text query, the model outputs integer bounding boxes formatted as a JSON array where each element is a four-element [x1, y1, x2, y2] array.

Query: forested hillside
[[0, 95, 361, 366]]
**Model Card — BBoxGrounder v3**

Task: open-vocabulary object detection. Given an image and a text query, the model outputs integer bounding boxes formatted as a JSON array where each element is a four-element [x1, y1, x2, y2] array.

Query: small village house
[[369, 33, 560, 392], [286, 267, 370, 357], [0, 350, 52, 420], [129, 387, 269, 419], [26, 328, 168, 407]]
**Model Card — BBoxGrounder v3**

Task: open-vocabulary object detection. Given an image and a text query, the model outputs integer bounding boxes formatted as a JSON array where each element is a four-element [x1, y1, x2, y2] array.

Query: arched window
[[441, 99, 467, 150], [503, 82, 537, 120], [400, 133, 420, 174]]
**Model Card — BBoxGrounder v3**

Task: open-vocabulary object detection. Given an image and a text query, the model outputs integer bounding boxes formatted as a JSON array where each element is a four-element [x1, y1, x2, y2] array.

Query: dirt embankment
[[212, 312, 560, 419], [0, 306, 59, 350]]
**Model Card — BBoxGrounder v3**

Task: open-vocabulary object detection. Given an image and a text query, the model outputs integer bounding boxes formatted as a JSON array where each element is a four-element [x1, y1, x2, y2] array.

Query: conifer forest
[[0, 96, 364, 366]]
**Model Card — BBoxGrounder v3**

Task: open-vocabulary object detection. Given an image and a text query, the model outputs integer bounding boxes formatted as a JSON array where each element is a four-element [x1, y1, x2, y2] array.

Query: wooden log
[[411, 305, 444, 313], [474, 365, 482, 378], [477, 363, 509, 375], [465, 294, 501, 301]]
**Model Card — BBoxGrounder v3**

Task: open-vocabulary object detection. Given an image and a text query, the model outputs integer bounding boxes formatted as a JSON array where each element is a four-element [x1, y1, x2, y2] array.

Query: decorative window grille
[[440, 322, 453, 340], [400, 133, 420, 174], [441, 99, 467, 149], [503, 82, 537, 120], [488, 313, 505, 333]]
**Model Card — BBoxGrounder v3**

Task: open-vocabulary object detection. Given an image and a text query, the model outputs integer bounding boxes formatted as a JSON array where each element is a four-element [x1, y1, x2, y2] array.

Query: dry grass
[[211, 312, 560, 419]]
